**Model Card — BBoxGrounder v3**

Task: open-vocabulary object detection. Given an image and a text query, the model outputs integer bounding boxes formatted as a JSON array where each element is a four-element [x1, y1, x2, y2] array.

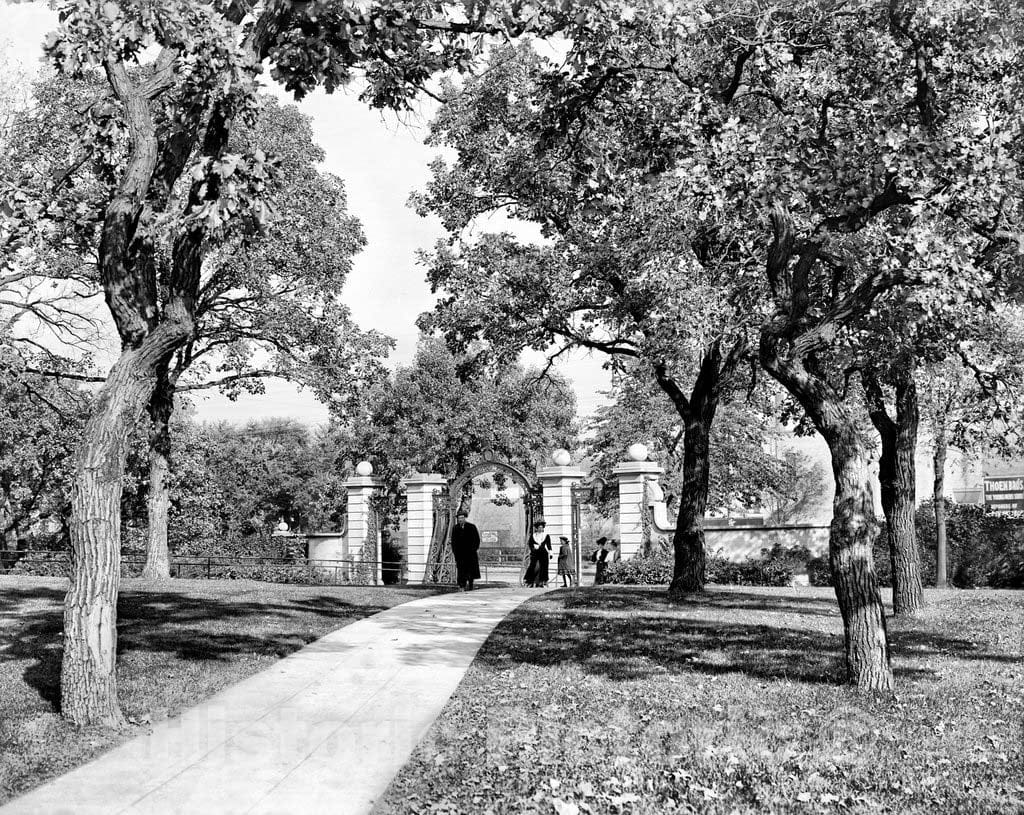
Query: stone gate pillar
[[403, 472, 447, 583], [613, 446, 664, 559], [346, 462, 383, 585], [537, 450, 586, 541]]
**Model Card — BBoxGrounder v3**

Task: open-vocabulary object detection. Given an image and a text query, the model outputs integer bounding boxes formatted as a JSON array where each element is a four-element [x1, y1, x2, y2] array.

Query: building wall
[[704, 525, 830, 563]]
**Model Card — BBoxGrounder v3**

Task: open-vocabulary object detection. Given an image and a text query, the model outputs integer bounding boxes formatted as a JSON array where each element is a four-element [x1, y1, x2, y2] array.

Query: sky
[[1, 1, 611, 428]]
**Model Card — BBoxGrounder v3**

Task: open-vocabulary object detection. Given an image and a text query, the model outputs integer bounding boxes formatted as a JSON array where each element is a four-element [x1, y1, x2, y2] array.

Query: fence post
[[206, 556, 211, 579]]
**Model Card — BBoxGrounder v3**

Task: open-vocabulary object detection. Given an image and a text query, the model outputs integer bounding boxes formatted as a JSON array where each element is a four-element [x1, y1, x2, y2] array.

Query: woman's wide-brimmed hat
[[533, 518, 546, 527], [559, 535, 570, 542]]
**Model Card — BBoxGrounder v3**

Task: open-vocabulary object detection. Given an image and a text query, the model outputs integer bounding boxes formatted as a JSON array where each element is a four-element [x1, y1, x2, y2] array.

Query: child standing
[[557, 535, 574, 587]]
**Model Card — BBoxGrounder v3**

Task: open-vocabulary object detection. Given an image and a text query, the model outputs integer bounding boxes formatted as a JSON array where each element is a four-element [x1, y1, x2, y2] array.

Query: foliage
[[585, 368, 798, 516], [603, 545, 800, 587], [0, 354, 89, 553], [174, 96, 391, 407], [913, 500, 1024, 589], [340, 335, 578, 487], [705, 549, 795, 588], [763, 449, 829, 525], [918, 307, 1024, 463], [808, 501, 1024, 589], [111, 416, 352, 555], [602, 549, 674, 585]]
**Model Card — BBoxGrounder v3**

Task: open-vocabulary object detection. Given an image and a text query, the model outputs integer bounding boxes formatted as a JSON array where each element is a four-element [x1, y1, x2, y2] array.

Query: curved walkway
[[2, 586, 552, 815]]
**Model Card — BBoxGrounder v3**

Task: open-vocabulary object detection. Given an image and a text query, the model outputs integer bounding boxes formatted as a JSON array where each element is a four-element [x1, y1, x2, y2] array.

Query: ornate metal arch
[[424, 455, 543, 584]]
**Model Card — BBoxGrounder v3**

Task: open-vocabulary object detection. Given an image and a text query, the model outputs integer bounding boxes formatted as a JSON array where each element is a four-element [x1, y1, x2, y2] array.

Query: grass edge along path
[[374, 584, 1024, 815], [0, 575, 447, 806]]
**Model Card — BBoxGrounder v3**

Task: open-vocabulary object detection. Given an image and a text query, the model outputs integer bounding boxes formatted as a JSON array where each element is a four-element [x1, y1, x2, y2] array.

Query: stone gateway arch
[[423, 457, 544, 584]]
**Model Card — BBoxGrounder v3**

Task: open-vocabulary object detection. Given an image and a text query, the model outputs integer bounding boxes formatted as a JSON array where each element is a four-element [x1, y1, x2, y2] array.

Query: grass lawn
[[0, 575, 444, 805], [375, 585, 1024, 815]]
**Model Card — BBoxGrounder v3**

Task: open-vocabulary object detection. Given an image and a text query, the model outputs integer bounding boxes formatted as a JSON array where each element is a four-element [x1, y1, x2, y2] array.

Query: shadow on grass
[[474, 586, 1018, 686], [0, 583, 417, 711]]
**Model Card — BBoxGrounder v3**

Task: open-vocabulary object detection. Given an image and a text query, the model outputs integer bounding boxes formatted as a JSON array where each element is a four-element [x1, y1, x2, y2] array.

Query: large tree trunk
[[933, 428, 948, 588], [668, 410, 712, 600], [62, 317, 191, 727], [652, 340, 741, 602], [826, 426, 893, 690], [142, 367, 175, 580], [761, 342, 893, 691], [864, 368, 923, 615]]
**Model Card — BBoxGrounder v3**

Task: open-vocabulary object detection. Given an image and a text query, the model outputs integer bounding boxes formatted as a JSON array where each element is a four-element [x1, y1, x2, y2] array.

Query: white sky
[[1, 2, 610, 428]]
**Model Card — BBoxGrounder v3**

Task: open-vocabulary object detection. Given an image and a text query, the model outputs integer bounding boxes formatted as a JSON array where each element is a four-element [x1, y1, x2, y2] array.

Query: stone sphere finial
[[552, 448, 572, 466], [355, 460, 373, 476], [626, 442, 649, 462]]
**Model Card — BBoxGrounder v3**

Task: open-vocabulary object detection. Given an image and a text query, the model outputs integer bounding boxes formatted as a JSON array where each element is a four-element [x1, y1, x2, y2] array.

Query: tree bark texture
[[143, 367, 175, 580], [668, 412, 712, 600], [933, 429, 948, 588], [62, 53, 227, 725], [863, 368, 923, 615], [62, 323, 190, 727], [761, 343, 894, 691]]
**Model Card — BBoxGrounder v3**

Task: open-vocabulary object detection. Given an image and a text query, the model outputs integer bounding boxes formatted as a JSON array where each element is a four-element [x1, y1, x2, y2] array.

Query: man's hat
[[559, 535, 569, 542], [596, 536, 608, 545], [456, 508, 469, 518]]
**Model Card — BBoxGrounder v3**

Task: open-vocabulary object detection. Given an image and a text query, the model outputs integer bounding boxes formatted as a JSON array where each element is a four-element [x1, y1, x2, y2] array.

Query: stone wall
[[702, 525, 830, 562]]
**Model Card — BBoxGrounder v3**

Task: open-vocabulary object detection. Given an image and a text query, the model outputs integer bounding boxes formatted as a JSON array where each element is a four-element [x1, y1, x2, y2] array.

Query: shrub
[[813, 502, 1024, 589], [706, 550, 794, 587], [603, 550, 673, 585], [603, 545, 800, 587], [807, 556, 832, 587], [8, 551, 70, 577]]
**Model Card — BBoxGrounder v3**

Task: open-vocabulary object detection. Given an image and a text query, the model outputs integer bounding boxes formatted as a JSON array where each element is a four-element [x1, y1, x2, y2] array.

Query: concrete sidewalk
[[3, 586, 551, 815]]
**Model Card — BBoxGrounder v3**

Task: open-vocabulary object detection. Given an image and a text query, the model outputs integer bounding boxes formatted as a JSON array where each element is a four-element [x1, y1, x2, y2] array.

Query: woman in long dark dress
[[524, 519, 552, 587]]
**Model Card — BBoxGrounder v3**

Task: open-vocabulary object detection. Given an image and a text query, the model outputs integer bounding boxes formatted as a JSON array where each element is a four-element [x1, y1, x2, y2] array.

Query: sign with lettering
[[983, 475, 1024, 514]]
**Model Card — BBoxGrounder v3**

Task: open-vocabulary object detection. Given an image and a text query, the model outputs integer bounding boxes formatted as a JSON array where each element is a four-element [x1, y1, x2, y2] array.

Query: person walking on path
[[450, 508, 481, 591], [556, 535, 574, 587], [523, 519, 551, 587]]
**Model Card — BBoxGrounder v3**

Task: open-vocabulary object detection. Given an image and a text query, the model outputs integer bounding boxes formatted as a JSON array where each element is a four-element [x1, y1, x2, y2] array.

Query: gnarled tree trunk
[[62, 321, 190, 726], [142, 366, 175, 580], [826, 424, 893, 690], [933, 427, 948, 588], [761, 340, 893, 691], [864, 366, 923, 615]]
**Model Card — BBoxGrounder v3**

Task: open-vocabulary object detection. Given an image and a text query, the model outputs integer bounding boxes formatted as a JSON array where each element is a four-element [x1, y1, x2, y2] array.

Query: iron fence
[[0, 548, 549, 586]]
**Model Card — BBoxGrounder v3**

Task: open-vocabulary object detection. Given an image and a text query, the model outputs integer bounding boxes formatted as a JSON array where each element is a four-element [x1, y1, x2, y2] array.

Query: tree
[[763, 448, 828, 525], [344, 336, 578, 483], [421, 1, 1024, 690], [919, 307, 1024, 586], [25, 0, 568, 726], [0, 351, 88, 562], [586, 367, 798, 518], [140, 97, 388, 580], [0, 69, 105, 365], [752, 1, 1022, 686], [416, 44, 758, 600]]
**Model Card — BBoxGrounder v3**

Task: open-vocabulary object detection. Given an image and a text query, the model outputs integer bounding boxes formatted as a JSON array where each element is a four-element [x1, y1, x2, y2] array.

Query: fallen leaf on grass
[[552, 799, 580, 815]]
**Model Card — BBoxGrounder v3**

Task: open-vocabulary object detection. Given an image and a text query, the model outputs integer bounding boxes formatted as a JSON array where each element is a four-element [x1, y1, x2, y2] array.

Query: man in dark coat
[[450, 508, 481, 591]]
